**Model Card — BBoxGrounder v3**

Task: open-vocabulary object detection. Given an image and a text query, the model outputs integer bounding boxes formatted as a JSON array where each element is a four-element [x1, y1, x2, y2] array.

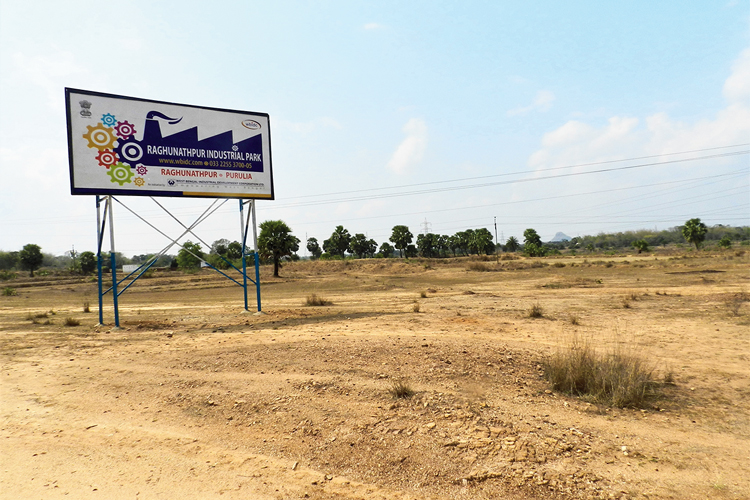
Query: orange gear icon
[[83, 123, 117, 151]]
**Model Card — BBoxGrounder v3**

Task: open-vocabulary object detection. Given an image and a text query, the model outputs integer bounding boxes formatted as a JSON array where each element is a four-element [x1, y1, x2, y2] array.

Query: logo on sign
[[79, 100, 92, 118], [241, 119, 261, 130]]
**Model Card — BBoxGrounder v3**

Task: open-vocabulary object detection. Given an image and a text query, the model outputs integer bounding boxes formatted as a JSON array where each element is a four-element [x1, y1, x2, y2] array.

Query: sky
[[1, 0, 749, 257]]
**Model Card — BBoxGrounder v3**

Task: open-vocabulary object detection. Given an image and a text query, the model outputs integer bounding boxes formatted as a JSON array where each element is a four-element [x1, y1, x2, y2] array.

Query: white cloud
[[507, 90, 556, 116], [527, 47, 750, 171], [387, 118, 427, 174], [723, 47, 750, 103], [363, 23, 384, 30]]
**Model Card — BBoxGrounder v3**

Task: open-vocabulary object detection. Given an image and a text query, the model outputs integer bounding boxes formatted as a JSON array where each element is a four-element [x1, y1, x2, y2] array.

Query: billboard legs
[[240, 199, 262, 313]]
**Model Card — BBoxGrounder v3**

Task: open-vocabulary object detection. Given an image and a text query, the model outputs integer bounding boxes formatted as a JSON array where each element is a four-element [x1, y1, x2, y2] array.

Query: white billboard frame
[[66, 88, 274, 199]]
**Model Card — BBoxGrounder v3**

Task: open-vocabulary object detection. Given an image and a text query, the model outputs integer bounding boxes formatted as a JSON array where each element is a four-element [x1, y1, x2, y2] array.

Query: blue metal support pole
[[96, 196, 104, 325], [108, 195, 120, 328], [239, 199, 249, 311], [251, 200, 261, 312]]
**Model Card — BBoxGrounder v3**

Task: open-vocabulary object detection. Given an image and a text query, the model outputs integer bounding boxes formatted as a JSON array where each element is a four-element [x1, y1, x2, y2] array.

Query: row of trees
[[2, 219, 745, 278]]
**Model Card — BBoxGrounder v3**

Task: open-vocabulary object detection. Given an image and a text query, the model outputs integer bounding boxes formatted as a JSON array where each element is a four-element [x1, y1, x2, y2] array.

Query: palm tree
[[258, 220, 300, 277]]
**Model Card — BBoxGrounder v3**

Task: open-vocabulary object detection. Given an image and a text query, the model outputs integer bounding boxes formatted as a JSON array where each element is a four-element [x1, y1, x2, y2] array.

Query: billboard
[[65, 88, 274, 199]]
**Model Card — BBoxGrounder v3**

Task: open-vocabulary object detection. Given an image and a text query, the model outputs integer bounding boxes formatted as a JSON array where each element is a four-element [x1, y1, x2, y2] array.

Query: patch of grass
[[388, 379, 415, 399], [305, 294, 332, 306], [412, 302, 421, 313], [552, 262, 566, 268], [83, 301, 90, 313], [467, 262, 490, 272], [726, 291, 749, 316], [420, 290, 428, 298], [26, 312, 48, 320], [2, 287, 17, 296], [0, 270, 17, 281], [544, 337, 668, 408], [569, 314, 580, 326], [64, 317, 81, 327], [528, 303, 544, 318]]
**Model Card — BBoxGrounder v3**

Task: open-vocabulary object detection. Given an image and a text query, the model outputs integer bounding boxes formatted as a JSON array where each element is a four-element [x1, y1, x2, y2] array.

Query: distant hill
[[549, 232, 571, 242]]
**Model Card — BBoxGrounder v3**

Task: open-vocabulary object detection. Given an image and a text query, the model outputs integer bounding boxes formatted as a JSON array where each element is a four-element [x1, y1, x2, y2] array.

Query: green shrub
[[2, 287, 17, 296]]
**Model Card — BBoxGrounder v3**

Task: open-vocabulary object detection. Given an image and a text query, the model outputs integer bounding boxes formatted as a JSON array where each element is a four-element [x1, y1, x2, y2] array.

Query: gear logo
[[135, 164, 148, 175], [118, 141, 143, 164], [101, 113, 117, 127], [114, 120, 137, 139], [107, 163, 135, 185], [95, 149, 119, 168], [83, 123, 117, 150], [134, 177, 145, 187]]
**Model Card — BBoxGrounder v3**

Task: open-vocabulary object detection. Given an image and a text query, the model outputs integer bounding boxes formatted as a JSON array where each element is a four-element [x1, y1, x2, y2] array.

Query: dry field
[[1, 250, 749, 500]]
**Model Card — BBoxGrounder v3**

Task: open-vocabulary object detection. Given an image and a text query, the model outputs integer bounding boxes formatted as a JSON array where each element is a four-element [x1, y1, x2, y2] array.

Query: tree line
[[1, 219, 746, 278]]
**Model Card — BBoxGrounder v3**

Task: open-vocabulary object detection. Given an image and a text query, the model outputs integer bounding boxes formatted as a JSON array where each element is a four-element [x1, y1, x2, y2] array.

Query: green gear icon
[[107, 163, 135, 185]]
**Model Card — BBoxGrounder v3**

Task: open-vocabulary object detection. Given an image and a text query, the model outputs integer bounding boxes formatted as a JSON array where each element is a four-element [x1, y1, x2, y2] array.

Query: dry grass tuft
[[569, 314, 580, 326], [726, 291, 749, 316], [544, 337, 667, 408], [467, 262, 491, 272], [83, 301, 90, 313], [64, 317, 81, 327], [305, 294, 332, 307], [420, 290, 428, 298], [412, 302, 421, 313], [388, 379, 415, 399], [528, 303, 544, 318]]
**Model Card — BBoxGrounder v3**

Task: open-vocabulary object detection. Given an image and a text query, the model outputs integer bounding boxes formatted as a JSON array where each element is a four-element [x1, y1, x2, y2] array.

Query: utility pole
[[493, 217, 498, 246]]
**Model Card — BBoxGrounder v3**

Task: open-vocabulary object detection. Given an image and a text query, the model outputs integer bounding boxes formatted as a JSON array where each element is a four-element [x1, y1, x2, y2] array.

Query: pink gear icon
[[95, 150, 119, 168], [114, 120, 137, 139], [135, 164, 148, 175]]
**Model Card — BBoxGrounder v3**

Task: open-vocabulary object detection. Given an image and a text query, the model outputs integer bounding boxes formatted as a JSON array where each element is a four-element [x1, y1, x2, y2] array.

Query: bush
[[528, 303, 544, 318], [544, 337, 667, 408], [2, 287, 17, 296], [305, 294, 332, 306], [64, 317, 81, 327]]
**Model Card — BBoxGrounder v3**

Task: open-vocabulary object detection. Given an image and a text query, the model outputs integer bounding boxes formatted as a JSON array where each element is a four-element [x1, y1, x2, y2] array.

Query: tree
[[454, 231, 471, 255], [505, 236, 519, 253], [447, 235, 461, 256], [523, 228, 542, 247], [323, 226, 351, 258], [79, 251, 97, 274], [258, 220, 300, 277], [631, 239, 650, 254], [417, 233, 439, 258], [378, 242, 395, 258], [682, 218, 708, 249], [306, 237, 322, 259], [349, 233, 376, 259], [0, 251, 19, 270], [226, 241, 243, 260], [177, 241, 205, 270], [469, 228, 494, 255], [211, 238, 231, 256], [389, 225, 413, 258], [19, 244, 44, 277], [718, 235, 732, 249]]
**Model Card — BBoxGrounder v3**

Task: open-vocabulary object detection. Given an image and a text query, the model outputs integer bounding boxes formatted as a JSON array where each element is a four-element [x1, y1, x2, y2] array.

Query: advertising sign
[[66, 88, 274, 199]]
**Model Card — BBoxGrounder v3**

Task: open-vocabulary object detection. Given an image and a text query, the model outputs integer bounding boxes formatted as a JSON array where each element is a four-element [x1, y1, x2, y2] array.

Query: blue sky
[[1, 1, 748, 256]]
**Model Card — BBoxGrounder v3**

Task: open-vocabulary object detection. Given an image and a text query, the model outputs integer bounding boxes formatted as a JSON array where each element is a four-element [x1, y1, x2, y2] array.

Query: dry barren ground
[[1, 251, 749, 499]]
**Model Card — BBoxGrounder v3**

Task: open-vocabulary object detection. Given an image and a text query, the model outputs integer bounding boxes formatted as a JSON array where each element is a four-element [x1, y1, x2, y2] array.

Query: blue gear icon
[[107, 163, 135, 185], [101, 113, 117, 127]]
